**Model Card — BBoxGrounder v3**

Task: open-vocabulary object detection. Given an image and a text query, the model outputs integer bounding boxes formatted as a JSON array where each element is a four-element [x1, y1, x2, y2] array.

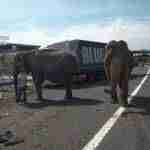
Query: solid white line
[[82, 68, 150, 150]]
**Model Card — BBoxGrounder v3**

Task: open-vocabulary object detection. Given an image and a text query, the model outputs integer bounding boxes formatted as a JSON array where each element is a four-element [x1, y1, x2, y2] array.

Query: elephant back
[[34, 50, 80, 74]]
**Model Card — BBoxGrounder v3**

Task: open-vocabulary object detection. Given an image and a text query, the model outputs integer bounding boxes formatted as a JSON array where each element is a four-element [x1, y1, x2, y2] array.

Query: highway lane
[[0, 65, 148, 150], [97, 66, 150, 150]]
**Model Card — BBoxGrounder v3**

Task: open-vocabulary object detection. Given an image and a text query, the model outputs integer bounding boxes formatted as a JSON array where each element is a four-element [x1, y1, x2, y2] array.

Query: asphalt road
[[98, 66, 150, 150], [0, 65, 149, 150]]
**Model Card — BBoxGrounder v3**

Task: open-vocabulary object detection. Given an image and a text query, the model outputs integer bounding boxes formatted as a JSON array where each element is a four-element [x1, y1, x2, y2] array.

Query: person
[[104, 40, 130, 106], [16, 71, 27, 103]]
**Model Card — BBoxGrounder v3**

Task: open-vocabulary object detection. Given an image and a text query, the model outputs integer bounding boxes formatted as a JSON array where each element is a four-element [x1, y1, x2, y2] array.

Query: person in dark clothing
[[16, 71, 27, 103]]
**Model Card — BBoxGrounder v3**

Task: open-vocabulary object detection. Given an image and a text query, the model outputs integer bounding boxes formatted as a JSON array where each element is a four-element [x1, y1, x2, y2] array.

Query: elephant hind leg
[[119, 80, 128, 106], [119, 70, 129, 106], [33, 76, 43, 101], [64, 74, 73, 99], [36, 84, 43, 100], [111, 81, 118, 104], [110, 67, 120, 104]]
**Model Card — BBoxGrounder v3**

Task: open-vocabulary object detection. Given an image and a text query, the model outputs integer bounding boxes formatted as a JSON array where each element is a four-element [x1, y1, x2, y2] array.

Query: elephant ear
[[13, 54, 21, 74], [106, 40, 118, 52], [14, 53, 26, 73], [105, 40, 118, 57], [118, 40, 129, 51], [128, 50, 136, 68], [107, 40, 117, 47], [21, 51, 35, 74]]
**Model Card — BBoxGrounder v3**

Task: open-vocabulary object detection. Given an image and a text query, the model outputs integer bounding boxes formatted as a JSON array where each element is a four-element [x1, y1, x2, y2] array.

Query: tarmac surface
[[0, 65, 149, 150]]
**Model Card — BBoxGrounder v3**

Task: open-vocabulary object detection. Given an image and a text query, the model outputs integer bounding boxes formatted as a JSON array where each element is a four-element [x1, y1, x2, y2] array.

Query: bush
[[0, 53, 15, 76]]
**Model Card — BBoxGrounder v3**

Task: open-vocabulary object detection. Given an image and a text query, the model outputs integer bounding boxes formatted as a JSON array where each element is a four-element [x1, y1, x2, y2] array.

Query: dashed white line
[[82, 68, 150, 150]]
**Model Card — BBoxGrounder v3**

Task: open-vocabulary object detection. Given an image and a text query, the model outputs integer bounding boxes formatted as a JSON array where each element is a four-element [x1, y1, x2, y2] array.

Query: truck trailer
[[47, 39, 107, 81]]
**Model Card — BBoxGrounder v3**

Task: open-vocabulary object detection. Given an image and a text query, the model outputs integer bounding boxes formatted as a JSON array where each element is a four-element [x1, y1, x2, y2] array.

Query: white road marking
[[82, 68, 150, 150]]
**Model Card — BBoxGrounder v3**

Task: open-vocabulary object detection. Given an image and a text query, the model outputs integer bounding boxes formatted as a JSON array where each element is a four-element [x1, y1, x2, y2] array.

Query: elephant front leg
[[111, 81, 118, 104], [35, 84, 43, 101], [119, 79, 128, 107], [64, 74, 73, 100], [33, 77, 43, 101], [119, 69, 129, 107]]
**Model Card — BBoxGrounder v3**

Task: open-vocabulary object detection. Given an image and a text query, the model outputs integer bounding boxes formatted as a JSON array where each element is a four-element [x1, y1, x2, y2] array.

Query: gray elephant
[[104, 40, 131, 106], [13, 49, 80, 101]]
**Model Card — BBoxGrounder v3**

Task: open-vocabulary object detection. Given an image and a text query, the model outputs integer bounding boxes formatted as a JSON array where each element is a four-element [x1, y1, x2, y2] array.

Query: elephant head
[[13, 51, 36, 75], [105, 40, 118, 52], [13, 53, 26, 75]]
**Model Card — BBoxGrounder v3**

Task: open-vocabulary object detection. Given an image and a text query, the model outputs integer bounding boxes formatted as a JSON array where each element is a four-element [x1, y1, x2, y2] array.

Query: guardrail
[[0, 76, 32, 86]]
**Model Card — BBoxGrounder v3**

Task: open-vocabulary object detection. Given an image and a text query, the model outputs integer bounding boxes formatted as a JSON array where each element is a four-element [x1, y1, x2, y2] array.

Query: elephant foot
[[36, 97, 44, 101], [110, 99, 118, 104], [64, 95, 72, 100], [111, 94, 118, 104], [64, 91, 73, 100], [119, 99, 128, 107], [16, 99, 20, 103]]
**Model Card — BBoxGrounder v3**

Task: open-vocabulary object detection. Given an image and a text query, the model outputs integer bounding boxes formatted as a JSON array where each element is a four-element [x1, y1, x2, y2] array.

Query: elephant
[[13, 49, 80, 101], [119, 41, 138, 79], [128, 50, 138, 78], [104, 40, 131, 106]]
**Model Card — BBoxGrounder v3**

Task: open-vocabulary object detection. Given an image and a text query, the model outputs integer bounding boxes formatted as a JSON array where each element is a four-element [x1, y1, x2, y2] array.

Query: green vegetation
[[0, 53, 15, 76]]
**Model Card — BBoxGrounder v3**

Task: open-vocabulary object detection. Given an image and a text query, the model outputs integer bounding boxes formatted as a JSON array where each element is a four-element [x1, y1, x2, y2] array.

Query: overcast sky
[[0, 0, 150, 50]]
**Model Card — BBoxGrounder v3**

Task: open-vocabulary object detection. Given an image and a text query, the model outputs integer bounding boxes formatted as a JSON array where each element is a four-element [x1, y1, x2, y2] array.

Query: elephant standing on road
[[13, 49, 80, 101], [104, 40, 131, 106]]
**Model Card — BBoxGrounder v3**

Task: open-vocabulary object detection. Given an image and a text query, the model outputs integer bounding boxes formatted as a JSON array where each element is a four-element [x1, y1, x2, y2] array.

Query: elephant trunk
[[63, 54, 80, 75]]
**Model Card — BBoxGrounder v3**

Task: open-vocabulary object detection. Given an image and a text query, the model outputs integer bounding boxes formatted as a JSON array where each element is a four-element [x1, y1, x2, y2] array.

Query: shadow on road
[[23, 97, 104, 109], [130, 73, 146, 80], [73, 80, 109, 89], [44, 80, 109, 90], [122, 96, 150, 117]]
